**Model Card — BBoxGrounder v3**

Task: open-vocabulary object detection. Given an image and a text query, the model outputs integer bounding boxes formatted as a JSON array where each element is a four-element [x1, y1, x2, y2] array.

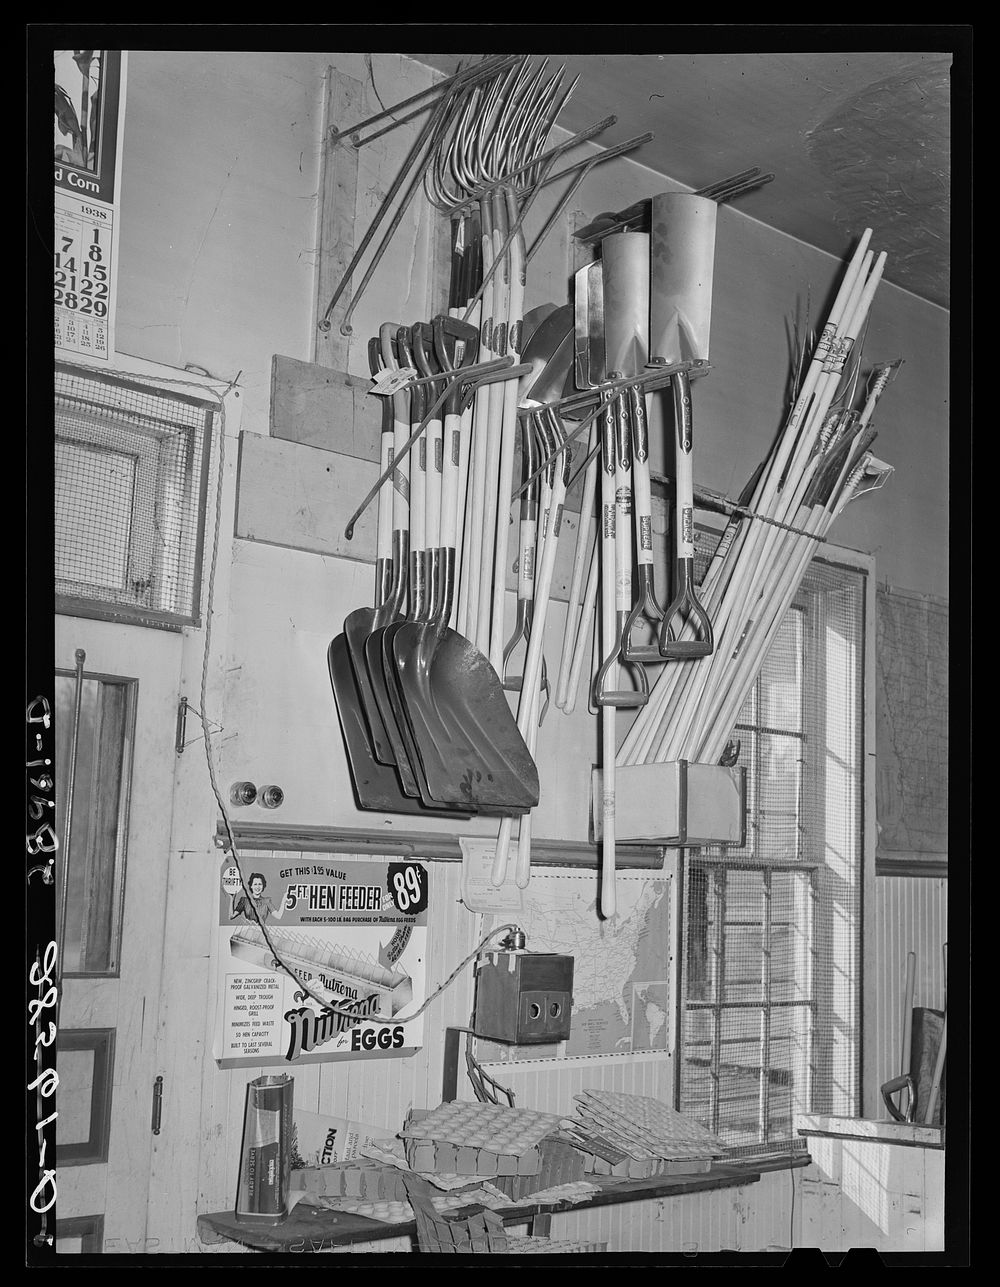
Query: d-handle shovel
[[658, 369, 714, 659], [649, 191, 716, 661], [622, 383, 665, 661], [595, 387, 650, 708]]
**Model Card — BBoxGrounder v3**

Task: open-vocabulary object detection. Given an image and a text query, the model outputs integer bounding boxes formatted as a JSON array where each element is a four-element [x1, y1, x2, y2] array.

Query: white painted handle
[[376, 429, 394, 563], [492, 814, 513, 886], [440, 411, 461, 552], [424, 410, 443, 551], [564, 541, 599, 714], [556, 422, 599, 707]]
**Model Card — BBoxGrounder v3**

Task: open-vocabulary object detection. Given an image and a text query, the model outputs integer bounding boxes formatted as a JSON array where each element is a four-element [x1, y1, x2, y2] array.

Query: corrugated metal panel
[[869, 876, 948, 1109]]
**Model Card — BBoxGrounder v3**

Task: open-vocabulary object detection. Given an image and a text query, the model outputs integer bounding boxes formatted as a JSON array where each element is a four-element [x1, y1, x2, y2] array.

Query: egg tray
[[401, 1105, 563, 1177], [490, 1137, 587, 1201], [573, 1090, 729, 1157], [316, 1195, 414, 1225], [292, 1159, 408, 1204], [581, 1151, 714, 1180]]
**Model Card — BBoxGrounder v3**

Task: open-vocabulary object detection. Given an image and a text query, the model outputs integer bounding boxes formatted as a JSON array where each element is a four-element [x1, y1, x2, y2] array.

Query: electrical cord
[[194, 389, 522, 1023]]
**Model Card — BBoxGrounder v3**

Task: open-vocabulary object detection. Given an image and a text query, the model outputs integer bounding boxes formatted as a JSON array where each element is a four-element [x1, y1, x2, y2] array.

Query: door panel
[[55, 614, 182, 1254]]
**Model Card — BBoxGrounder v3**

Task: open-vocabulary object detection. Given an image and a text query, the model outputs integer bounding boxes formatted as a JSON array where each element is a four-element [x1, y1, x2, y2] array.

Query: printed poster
[[54, 49, 126, 360], [213, 856, 428, 1069]]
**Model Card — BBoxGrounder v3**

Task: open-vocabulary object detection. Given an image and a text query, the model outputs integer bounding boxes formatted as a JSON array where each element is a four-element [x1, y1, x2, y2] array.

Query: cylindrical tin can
[[234, 1073, 294, 1223]]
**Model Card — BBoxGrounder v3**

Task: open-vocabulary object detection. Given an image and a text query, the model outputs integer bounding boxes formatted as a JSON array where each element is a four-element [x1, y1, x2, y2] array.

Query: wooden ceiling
[[413, 52, 953, 309]]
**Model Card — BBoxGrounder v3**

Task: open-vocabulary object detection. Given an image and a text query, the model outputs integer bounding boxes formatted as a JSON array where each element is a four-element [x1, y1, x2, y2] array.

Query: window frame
[[676, 539, 876, 1150], [54, 666, 138, 979], [54, 360, 217, 632]]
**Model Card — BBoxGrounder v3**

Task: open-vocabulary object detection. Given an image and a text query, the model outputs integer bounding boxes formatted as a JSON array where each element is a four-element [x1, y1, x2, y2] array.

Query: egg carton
[[573, 1090, 729, 1157], [577, 1148, 714, 1179], [503, 1235, 609, 1255], [401, 1104, 562, 1176], [490, 1137, 587, 1201], [317, 1194, 414, 1224], [292, 1159, 407, 1203]]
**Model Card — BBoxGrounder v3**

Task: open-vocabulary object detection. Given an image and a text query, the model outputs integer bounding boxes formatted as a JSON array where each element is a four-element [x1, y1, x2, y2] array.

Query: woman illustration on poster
[[230, 873, 286, 925]]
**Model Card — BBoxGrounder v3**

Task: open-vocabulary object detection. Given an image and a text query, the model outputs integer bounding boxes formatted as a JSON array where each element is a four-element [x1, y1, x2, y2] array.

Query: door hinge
[[151, 1075, 163, 1135]]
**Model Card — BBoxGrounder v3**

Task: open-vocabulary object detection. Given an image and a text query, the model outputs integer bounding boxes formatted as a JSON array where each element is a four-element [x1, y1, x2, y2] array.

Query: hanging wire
[[196, 388, 522, 1022]]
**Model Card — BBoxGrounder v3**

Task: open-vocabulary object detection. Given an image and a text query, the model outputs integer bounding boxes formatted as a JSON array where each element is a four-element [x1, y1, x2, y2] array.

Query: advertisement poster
[[213, 856, 428, 1069], [54, 49, 126, 360]]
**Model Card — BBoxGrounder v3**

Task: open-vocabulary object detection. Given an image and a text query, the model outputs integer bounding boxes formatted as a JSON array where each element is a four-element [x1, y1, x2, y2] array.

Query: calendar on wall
[[54, 50, 126, 361]]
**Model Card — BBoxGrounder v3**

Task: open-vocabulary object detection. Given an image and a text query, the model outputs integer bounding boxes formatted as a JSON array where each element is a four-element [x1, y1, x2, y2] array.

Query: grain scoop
[[649, 192, 716, 659]]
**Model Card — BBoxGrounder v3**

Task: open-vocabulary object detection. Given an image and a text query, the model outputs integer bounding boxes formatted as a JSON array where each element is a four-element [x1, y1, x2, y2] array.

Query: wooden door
[[53, 614, 183, 1255]]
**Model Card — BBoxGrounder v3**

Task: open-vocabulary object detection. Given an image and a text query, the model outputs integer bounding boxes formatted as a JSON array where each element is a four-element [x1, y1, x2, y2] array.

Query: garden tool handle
[[673, 370, 695, 560], [613, 382, 633, 615], [630, 385, 655, 570], [881, 1074, 916, 1124], [369, 337, 396, 611], [659, 370, 714, 659]]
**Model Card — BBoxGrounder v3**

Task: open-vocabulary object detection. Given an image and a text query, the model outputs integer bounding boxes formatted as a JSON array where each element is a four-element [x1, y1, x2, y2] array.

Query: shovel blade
[[328, 634, 471, 817], [601, 231, 650, 378], [344, 606, 394, 763], [649, 193, 717, 364], [393, 624, 539, 812], [377, 620, 473, 813]]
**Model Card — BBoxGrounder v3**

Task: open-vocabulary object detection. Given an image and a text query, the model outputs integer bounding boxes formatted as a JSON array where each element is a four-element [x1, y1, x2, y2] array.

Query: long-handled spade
[[501, 412, 545, 712], [601, 230, 665, 665], [391, 343, 539, 814], [512, 409, 570, 888], [500, 304, 576, 714], [555, 264, 603, 713], [492, 407, 569, 886], [649, 193, 717, 661]]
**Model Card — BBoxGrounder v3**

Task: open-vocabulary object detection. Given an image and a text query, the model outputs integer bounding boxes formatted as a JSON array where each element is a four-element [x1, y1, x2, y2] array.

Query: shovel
[[649, 192, 716, 660], [601, 230, 665, 664], [594, 241, 649, 712], [328, 339, 467, 817], [328, 633, 470, 818], [492, 407, 569, 885], [362, 321, 429, 792], [391, 336, 540, 814], [555, 265, 603, 712], [501, 410, 546, 713], [372, 324, 468, 811], [342, 337, 407, 765]]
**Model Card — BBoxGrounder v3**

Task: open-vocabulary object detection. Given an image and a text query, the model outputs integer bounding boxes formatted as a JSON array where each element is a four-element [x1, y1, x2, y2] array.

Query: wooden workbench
[[197, 1155, 809, 1253]]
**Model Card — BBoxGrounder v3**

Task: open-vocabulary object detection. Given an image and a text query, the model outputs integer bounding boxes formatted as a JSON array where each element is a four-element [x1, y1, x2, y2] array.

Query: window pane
[[54, 673, 133, 974], [760, 608, 803, 732], [55, 437, 136, 590], [757, 732, 803, 859]]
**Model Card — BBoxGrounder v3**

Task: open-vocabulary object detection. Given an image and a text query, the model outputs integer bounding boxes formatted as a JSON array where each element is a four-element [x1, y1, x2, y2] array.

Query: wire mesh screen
[[54, 363, 215, 625], [680, 535, 866, 1155]]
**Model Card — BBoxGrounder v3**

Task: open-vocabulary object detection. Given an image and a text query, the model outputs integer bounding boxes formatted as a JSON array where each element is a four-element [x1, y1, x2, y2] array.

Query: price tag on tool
[[369, 367, 418, 397]]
